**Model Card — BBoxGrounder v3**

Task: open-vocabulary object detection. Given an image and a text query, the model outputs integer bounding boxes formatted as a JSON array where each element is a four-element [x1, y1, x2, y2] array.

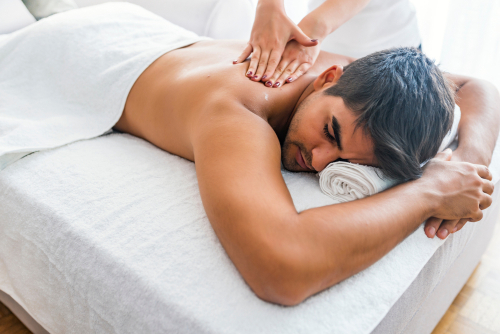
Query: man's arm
[[191, 101, 492, 306], [424, 73, 500, 238], [447, 73, 500, 166]]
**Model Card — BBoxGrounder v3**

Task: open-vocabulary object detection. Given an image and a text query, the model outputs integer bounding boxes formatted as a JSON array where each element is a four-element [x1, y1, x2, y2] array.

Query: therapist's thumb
[[292, 27, 319, 47], [434, 148, 453, 162]]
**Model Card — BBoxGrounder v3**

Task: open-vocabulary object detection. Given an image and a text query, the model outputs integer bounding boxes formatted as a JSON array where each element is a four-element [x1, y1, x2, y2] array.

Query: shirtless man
[[112, 29, 500, 304], [3, 4, 496, 306]]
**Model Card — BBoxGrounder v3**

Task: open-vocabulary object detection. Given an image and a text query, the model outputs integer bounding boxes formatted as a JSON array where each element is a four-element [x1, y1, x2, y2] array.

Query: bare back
[[113, 40, 353, 161]]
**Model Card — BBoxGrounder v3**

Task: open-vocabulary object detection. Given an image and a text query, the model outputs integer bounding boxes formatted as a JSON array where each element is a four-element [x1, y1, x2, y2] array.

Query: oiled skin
[[115, 40, 353, 160]]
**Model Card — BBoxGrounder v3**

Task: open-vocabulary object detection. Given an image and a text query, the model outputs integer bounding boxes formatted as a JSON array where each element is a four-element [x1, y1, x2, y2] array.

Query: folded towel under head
[[319, 104, 461, 202]]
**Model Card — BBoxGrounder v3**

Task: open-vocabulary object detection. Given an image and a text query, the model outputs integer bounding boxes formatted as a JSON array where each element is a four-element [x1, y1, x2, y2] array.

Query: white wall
[[412, 0, 500, 89]]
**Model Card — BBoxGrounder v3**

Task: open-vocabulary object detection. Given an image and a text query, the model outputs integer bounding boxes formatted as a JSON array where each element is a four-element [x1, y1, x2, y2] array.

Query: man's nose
[[311, 145, 340, 172]]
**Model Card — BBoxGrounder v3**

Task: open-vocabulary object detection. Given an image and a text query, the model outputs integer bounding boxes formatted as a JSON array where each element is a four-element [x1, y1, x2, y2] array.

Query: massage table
[[1, 1, 499, 333], [1, 131, 499, 334]]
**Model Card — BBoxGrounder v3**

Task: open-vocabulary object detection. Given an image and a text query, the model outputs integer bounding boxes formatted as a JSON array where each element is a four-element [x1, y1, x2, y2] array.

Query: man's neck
[[266, 77, 316, 143]]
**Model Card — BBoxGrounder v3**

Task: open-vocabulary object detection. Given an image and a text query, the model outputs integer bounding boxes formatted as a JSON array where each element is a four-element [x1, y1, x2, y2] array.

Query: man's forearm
[[449, 74, 500, 165], [264, 177, 436, 305]]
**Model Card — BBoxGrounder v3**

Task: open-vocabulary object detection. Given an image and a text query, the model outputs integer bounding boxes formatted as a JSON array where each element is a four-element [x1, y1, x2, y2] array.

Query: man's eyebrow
[[332, 115, 342, 150]]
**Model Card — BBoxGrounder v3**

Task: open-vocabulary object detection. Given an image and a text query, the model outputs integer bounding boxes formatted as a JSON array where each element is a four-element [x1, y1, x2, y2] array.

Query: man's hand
[[424, 74, 500, 239], [422, 149, 494, 239]]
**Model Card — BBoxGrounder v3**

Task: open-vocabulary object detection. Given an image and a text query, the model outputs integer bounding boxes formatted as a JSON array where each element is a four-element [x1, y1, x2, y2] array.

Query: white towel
[[319, 162, 398, 203], [319, 105, 461, 202], [0, 3, 208, 171]]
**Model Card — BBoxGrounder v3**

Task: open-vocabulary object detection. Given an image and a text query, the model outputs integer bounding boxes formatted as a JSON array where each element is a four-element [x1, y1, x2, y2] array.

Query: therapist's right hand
[[233, 1, 318, 83]]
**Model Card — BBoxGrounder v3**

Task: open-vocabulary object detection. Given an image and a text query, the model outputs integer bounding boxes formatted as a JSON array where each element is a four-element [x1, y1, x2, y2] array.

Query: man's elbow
[[251, 279, 308, 306], [244, 247, 326, 306]]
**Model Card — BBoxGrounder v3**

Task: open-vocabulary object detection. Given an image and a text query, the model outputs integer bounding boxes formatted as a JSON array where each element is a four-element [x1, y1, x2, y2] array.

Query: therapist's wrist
[[257, 0, 285, 13], [298, 14, 331, 42]]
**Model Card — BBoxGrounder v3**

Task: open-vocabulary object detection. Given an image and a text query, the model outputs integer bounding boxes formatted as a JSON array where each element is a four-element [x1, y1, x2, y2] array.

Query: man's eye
[[323, 124, 336, 142]]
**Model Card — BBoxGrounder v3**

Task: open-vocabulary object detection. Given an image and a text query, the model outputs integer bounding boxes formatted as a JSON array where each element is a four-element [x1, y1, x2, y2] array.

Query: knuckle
[[477, 211, 484, 220], [465, 162, 476, 172], [268, 58, 279, 66]]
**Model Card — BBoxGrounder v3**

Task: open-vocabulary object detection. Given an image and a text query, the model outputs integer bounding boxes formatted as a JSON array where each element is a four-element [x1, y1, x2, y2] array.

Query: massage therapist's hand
[[233, 0, 319, 85], [422, 149, 494, 239], [262, 39, 321, 88]]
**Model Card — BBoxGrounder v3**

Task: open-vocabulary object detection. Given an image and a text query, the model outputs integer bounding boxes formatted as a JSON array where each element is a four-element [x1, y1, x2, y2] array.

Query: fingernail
[[452, 226, 458, 233], [429, 226, 435, 237], [273, 82, 281, 88], [265, 81, 273, 87], [311, 39, 318, 42], [262, 75, 267, 80], [287, 77, 293, 82], [246, 71, 252, 76], [232, 60, 237, 64], [253, 75, 258, 79], [440, 228, 449, 238]]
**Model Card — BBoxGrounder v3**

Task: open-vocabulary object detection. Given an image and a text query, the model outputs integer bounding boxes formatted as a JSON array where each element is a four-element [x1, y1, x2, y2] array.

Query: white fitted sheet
[[1, 133, 499, 334]]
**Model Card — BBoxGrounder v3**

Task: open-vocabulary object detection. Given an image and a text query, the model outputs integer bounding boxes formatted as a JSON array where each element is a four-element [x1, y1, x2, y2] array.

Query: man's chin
[[281, 155, 312, 173], [282, 142, 305, 172]]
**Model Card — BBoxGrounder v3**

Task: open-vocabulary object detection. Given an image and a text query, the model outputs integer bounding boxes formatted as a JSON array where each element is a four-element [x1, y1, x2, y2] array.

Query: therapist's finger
[[262, 49, 284, 82], [246, 46, 261, 78], [286, 62, 312, 83], [253, 50, 271, 81], [276, 61, 299, 87], [266, 60, 289, 88], [234, 44, 253, 64]]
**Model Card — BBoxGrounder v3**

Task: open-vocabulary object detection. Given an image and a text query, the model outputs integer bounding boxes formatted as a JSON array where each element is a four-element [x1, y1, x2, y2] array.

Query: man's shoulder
[[192, 99, 281, 159]]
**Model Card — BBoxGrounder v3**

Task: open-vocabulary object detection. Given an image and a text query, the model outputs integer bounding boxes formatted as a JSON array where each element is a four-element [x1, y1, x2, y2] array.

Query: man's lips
[[296, 147, 312, 171]]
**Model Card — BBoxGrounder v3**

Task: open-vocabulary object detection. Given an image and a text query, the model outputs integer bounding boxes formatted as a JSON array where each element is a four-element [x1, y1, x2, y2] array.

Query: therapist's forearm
[[298, 0, 371, 41], [451, 75, 500, 166]]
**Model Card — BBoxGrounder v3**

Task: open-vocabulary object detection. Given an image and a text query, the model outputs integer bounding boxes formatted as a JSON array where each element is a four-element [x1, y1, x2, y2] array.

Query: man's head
[[281, 47, 455, 180]]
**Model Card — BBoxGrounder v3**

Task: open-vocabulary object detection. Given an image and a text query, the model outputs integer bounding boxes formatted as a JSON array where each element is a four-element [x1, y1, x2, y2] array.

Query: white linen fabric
[[0, 0, 35, 34], [309, 0, 421, 58], [319, 105, 461, 202], [1, 133, 499, 334], [0, 2, 208, 171]]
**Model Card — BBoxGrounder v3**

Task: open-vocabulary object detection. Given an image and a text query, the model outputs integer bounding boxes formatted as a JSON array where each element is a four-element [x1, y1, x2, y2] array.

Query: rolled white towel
[[319, 162, 398, 203], [319, 105, 461, 203]]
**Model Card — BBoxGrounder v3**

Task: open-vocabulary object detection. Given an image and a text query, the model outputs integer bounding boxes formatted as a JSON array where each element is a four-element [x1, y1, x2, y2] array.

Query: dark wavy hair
[[325, 47, 455, 180]]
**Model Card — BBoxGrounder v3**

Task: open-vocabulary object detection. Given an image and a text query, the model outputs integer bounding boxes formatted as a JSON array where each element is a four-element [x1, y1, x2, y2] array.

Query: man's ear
[[313, 65, 344, 91]]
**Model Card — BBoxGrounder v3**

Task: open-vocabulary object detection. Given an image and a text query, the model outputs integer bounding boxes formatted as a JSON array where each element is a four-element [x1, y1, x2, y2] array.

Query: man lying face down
[[78, 6, 499, 306], [14, 3, 472, 305], [0, 4, 497, 309]]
